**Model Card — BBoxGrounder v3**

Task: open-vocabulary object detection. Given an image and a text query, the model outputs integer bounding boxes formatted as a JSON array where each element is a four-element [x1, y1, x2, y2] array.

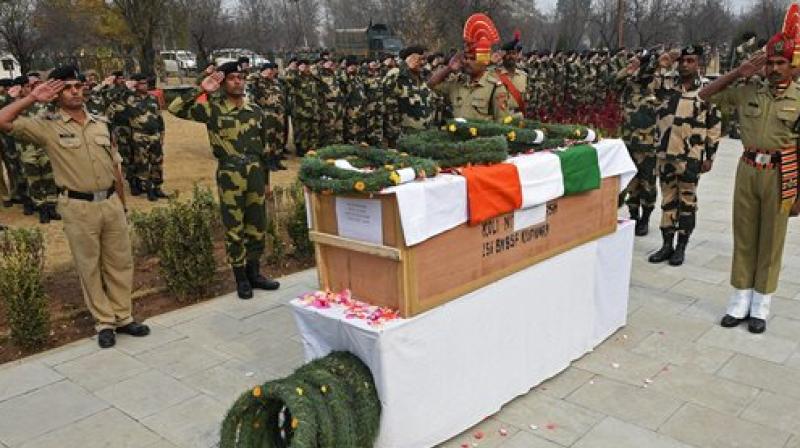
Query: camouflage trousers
[[320, 106, 343, 146], [342, 106, 366, 145], [364, 110, 383, 147], [112, 126, 134, 179], [293, 117, 320, 157], [1, 137, 26, 201], [216, 158, 267, 268], [625, 148, 658, 211], [131, 133, 164, 185], [658, 157, 701, 237], [21, 146, 57, 207]]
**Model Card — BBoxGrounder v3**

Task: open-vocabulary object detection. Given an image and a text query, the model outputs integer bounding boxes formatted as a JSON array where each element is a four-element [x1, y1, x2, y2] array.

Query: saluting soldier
[[107, 73, 167, 201], [0, 66, 150, 348], [648, 45, 722, 267], [249, 62, 288, 171], [362, 59, 385, 146], [340, 56, 367, 144], [168, 61, 280, 300], [382, 46, 434, 147], [496, 32, 529, 118], [700, 33, 800, 334]]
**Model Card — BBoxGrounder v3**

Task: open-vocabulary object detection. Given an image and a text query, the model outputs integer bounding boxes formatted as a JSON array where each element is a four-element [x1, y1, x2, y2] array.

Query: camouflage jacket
[[318, 69, 343, 114], [383, 63, 434, 141], [656, 75, 722, 162], [284, 72, 324, 120], [248, 76, 287, 148], [108, 88, 165, 136], [168, 87, 270, 165]]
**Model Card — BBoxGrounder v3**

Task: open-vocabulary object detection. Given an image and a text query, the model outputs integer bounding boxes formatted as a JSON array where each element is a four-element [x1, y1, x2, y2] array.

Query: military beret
[[298, 59, 310, 65], [12, 76, 26, 86], [78, 74, 87, 82], [218, 61, 243, 76], [26, 72, 40, 78], [260, 62, 278, 70], [237, 56, 250, 65], [741, 31, 757, 41], [681, 45, 704, 57], [344, 56, 360, 67], [0, 78, 11, 87], [112, 70, 124, 77], [399, 46, 426, 60], [48, 65, 81, 81], [129, 73, 148, 81]]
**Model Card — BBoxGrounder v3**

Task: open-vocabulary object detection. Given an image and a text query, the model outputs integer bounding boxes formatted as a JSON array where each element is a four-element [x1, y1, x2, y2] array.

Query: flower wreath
[[299, 144, 440, 194], [396, 129, 509, 168]]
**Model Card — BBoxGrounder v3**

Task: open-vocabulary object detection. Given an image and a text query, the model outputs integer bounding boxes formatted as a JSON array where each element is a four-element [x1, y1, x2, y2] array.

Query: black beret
[[237, 56, 250, 64], [741, 31, 757, 41], [78, 74, 87, 82], [0, 78, 12, 87], [112, 70, 124, 77], [129, 73, 148, 81], [399, 45, 425, 59], [681, 45, 704, 57], [48, 65, 81, 81], [344, 56, 359, 67], [260, 62, 278, 70], [12, 76, 26, 86], [501, 39, 520, 52], [26, 72, 40, 78], [218, 61, 242, 76], [288, 57, 298, 63], [298, 59, 310, 65]]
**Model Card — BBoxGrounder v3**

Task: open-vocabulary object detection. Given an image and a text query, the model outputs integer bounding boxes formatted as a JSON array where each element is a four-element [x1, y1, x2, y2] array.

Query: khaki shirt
[[709, 81, 800, 150], [10, 108, 121, 192], [497, 67, 528, 114], [433, 69, 510, 122]]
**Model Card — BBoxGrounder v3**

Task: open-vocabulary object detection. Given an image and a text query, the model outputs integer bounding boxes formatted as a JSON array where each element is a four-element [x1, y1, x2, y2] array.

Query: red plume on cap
[[777, 2, 800, 66], [463, 13, 500, 65], [513, 30, 521, 41]]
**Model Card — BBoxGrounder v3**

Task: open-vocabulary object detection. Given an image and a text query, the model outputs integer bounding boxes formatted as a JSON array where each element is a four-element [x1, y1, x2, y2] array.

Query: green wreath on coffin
[[397, 129, 509, 168], [442, 118, 567, 154], [503, 116, 599, 142], [219, 351, 380, 448], [299, 144, 439, 194]]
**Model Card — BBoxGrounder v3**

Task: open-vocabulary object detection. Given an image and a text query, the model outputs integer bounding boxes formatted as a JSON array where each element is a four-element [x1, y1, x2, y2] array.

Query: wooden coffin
[[309, 176, 620, 317]]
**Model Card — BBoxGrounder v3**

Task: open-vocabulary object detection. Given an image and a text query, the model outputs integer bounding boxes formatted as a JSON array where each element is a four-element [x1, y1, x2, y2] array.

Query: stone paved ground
[[1, 138, 800, 448]]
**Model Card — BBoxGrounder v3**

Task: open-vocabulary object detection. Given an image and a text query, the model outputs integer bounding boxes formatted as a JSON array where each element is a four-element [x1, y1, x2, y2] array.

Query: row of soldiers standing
[[0, 69, 166, 228]]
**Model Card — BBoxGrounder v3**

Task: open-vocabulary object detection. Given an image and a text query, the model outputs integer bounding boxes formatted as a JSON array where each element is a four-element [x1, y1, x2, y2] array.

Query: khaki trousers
[[731, 159, 790, 294], [58, 193, 134, 331]]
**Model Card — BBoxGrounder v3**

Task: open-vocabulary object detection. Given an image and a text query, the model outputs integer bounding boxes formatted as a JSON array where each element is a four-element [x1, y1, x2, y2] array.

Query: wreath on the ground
[[299, 144, 439, 194], [220, 351, 380, 448], [396, 129, 509, 168]]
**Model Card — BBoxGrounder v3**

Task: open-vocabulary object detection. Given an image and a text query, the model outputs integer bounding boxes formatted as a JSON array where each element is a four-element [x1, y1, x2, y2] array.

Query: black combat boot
[[636, 207, 653, 237], [48, 204, 61, 220], [129, 178, 142, 196], [146, 182, 157, 202], [151, 183, 167, 198], [2, 200, 11, 208], [38, 204, 51, 224], [669, 234, 689, 266], [648, 229, 675, 263], [246, 260, 280, 290], [629, 206, 640, 223], [233, 266, 253, 299], [22, 199, 34, 216]]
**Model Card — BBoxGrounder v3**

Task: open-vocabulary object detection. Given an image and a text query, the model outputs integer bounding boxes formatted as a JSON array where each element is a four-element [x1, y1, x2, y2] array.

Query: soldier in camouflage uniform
[[648, 45, 721, 266], [362, 59, 385, 146], [83, 70, 108, 116], [249, 62, 287, 170], [383, 46, 435, 147], [2, 78, 29, 211], [285, 60, 323, 156], [107, 74, 167, 201], [340, 57, 367, 144], [614, 50, 665, 236], [16, 75, 60, 223], [318, 59, 344, 146], [168, 61, 280, 299], [102, 72, 135, 186]]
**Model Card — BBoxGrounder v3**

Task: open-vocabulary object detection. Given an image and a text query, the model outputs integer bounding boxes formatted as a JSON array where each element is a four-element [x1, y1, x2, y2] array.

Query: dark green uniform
[[168, 88, 271, 268], [383, 63, 435, 146], [109, 89, 165, 188]]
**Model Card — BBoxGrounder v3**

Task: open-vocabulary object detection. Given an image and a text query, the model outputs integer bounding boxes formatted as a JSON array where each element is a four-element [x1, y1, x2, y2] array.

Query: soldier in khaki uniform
[[700, 33, 800, 334], [496, 34, 528, 117], [0, 66, 150, 348], [429, 53, 511, 122]]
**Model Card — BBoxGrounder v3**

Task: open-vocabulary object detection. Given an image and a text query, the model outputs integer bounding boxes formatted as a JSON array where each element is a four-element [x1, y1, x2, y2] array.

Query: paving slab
[[573, 417, 693, 448], [717, 354, 800, 399], [95, 370, 198, 419], [649, 363, 759, 415], [741, 391, 800, 436], [54, 349, 149, 391], [0, 362, 63, 402], [697, 325, 798, 364], [141, 395, 226, 448], [136, 339, 230, 380], [0, 381, 108, 446], [632, 331, 733, 374], [19, 408, 161, 448]]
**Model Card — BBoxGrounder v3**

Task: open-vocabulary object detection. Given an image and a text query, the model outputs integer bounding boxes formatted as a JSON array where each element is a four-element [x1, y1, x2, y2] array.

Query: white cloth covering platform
[[290, 220, 635, 448]]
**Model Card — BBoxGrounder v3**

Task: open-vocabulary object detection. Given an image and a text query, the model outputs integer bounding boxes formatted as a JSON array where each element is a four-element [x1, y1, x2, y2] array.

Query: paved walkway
[[1, 138, 800, 448]]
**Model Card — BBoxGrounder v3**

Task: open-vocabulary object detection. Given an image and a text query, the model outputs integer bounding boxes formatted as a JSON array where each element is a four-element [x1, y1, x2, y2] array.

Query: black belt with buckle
[[65, 186, 116, 202]]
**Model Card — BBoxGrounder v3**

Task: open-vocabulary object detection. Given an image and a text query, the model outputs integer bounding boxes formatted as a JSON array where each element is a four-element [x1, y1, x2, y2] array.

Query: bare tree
[[554, 0, 591, 49], [0, 0, 41, 73], [679, 0, 734, 47], [112, 0, 169, 75], [175, 0, 231, 66], [627, 0, 680, 47], [588, 0, 620, 49]]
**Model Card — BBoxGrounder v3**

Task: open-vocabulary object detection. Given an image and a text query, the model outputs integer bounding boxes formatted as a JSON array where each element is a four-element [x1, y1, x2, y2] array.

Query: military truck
[[334, 22, 402, 59]]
